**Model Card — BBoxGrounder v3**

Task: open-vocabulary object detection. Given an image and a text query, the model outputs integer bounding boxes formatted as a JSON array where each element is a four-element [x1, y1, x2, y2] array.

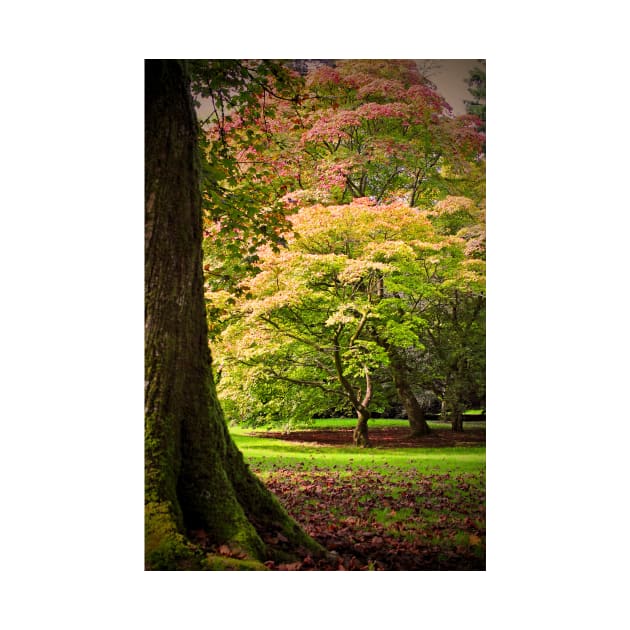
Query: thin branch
[[349, 309, 370, 348], [265, 368, 344, 397], [258, 315, 331, 353]]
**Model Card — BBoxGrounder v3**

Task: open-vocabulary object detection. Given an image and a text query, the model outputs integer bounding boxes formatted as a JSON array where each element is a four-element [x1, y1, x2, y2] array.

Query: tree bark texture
[[442, 373, 465, 433], [353, 409, 371, 447], [389, 354, 431, 437], [145, 60, 321, 569]]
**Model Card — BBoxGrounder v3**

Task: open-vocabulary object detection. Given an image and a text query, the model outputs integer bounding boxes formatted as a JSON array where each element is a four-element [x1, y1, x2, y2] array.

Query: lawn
[[231, 420, 486, 570]]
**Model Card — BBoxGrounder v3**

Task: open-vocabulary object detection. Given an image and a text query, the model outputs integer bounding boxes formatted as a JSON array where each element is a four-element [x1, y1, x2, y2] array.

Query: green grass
[[231, 420, 485, 570], [231, 423, 485, 475], [236, 416, 485, 433]]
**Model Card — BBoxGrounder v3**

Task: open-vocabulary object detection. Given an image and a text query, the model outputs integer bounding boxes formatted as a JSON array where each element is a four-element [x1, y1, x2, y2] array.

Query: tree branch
[[265, 368, 344, 397]]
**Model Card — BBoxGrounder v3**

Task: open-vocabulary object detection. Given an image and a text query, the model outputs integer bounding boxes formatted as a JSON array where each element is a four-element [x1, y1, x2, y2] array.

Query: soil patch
[[253, 426, 485, 448]]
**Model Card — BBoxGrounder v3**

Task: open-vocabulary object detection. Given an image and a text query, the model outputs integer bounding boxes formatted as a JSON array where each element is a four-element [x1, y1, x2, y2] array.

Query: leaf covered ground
[[260, 425, 486, 448], [243, 426, 486, 571]]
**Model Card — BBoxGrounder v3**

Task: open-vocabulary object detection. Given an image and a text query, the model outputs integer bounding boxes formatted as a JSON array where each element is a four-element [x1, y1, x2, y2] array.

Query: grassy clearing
[[232, 428, 485, 475], [231, 421, 485, 570]]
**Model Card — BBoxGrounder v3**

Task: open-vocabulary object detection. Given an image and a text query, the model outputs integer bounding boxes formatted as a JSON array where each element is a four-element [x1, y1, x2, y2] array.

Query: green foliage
[[208, 59, 485, 216], [196, 60, 486, 431], [210, 196, 484, 429], [380, 318, 424, 348], [219, 363, 337, 429], [191, 60, 305, 294], [464, 60, 486, 134]]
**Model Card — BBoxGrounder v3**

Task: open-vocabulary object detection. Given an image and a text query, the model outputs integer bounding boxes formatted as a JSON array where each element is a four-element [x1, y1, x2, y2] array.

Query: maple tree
[[191, 60, 305, 293], [213, 59, 485, 214], [212, 195, 485, 443], [145, 58, 485, 573]]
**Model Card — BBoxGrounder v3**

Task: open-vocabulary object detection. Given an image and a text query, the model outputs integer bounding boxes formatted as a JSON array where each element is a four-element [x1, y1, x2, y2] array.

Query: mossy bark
[[145, 59, 322, 570]]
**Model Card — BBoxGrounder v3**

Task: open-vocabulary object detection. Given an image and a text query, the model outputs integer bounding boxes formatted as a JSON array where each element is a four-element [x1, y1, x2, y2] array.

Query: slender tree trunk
[[332, 328, 373, 447], [442, 373, 464, 433], [145, 59, 322, 570], [353, 409, 371, 447], [371, 334, 431, 438], [351, 366, 374, 447], [451, 410, 464, 432]]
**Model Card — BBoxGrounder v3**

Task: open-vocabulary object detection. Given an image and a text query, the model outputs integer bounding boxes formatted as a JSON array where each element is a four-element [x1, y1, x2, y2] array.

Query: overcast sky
[[419, 59, 483, 115]]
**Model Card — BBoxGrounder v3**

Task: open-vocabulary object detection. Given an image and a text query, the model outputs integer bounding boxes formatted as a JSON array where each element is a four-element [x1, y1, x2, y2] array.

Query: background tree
[[464, 60, 486, 135], [420, 196, 486, 430], [213, 59, 485, 211], [145, 59, 322, 570]]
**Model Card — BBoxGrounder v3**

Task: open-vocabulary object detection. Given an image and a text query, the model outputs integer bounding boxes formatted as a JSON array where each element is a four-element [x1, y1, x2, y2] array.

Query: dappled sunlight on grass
[[229, 419, 485, 569], [232, 430, 485, 474]]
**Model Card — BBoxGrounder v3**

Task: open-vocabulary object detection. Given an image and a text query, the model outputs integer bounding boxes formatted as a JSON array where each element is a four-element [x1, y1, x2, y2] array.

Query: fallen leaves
[[217, 544, 248, 560], [257, 465, 485, 571]]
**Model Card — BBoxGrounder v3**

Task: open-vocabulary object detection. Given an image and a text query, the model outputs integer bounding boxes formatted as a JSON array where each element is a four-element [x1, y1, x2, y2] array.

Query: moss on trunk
[[145, 59, 323, 570]]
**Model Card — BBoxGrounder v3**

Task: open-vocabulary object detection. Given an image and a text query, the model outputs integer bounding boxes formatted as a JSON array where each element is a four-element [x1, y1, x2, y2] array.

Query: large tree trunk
[[145, 59, 322, 570], [389, 355, 431, 437]]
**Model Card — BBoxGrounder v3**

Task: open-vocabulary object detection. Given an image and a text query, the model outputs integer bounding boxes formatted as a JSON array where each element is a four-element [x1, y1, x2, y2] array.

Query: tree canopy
[[145, 59, 486, 572], [199, 59, 486, 446], [211, 194, 485, 445]]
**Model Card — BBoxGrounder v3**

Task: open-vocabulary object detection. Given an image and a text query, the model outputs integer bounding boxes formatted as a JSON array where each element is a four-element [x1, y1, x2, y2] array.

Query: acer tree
[[192, 59, 304, 293], [197, 59, 485, 441], [145, 59, 322, 570], [215, 245, 387, 447], [212, 196, 485, 443], [216, 59, 485, 212]]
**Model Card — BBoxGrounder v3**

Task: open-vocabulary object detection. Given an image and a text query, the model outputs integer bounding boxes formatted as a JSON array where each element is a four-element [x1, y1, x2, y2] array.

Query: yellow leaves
[[204, 289, 232, 306], [220, 318, 281, 362], [337, 259, 391, 284], [363, 240, 413, 261], [247, 291, 300, 316], [462, 259, 486, 274], [407, 240, 444, 251], [290, 199, 434, 252], [434, 195, 476, 213], [452, 259, 486, 291], [325, 304, 358, 326]]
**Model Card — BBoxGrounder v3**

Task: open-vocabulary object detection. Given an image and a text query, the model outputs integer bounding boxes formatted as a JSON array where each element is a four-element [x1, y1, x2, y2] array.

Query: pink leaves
[[300, 109, 362, 145], [306, 66, 342, 88]]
